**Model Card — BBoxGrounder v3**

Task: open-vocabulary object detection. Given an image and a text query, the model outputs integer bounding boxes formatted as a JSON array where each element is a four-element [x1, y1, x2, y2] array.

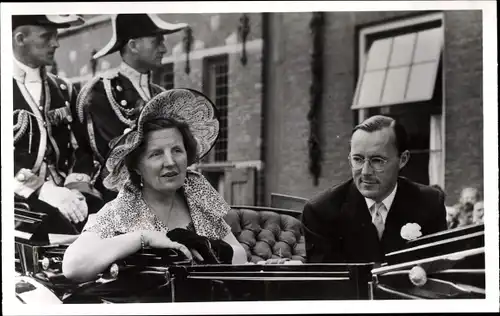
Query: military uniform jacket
[[13, 66, 101, 208], [76, 69, 165, 166]]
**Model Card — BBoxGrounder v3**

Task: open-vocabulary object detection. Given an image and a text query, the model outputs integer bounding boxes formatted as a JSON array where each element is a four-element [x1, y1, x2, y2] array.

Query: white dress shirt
[[364, 183, 398, 225], [13, 57, 43, 106], [119, 62, 151, 100]]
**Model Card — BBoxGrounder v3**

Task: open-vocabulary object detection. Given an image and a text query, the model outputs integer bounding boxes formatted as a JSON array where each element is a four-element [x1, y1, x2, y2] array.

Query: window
[[153, 63, 175, 90], [353, 13, 445, 187], [202, 54, 229, 163]]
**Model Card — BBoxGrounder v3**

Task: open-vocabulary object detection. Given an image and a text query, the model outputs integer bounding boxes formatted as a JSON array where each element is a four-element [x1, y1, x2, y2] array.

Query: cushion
[[224, 208, 306, 263]]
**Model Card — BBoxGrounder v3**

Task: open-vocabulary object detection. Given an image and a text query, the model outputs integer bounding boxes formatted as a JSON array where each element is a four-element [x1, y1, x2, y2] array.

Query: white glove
[[38, 181, 88, 223]]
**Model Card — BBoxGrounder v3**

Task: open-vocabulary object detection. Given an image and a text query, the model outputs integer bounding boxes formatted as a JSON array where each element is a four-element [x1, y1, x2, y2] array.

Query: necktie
[[372, 202, 386, 240], [139, 74, 151, 99]]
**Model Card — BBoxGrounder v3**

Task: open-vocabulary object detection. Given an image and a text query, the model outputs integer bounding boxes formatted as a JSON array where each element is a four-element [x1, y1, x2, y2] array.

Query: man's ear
[[13, 31, 26, 47], [399, 150, 410, 170], [127, 39, 139, 54]]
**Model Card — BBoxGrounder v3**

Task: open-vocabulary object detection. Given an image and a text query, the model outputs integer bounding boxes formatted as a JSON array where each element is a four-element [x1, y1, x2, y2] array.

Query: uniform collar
[[119, 61, 151, 87], [365, 182, 398, 214], [13, 57, 42, 83]]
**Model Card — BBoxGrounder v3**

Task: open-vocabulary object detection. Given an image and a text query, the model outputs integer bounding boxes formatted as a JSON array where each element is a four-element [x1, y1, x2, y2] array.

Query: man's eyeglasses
[[348, 155, 388, 171]]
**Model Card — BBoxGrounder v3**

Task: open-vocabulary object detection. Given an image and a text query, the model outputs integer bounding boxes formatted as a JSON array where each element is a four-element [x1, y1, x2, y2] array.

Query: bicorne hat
[[92, 14, 188, 59], [12, 15, 85, 30]]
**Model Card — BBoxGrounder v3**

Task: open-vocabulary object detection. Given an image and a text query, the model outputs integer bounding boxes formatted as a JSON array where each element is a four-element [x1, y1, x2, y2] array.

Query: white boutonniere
[[400, 223, 422, 241]]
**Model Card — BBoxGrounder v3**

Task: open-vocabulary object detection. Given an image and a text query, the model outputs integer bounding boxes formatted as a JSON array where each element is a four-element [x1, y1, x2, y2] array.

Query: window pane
[[357, 70, 386, 106], [204, 55, 228, 162], [413, 27, 442, 63], [389, 33, 416, 67], [381, 66, 410, 104], [365, 38, 392, 71], [406, 62, 438, 101]]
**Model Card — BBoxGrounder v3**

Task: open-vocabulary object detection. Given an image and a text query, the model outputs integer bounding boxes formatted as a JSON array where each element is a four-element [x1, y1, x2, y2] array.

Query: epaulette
[[100, 68, 119, 80]]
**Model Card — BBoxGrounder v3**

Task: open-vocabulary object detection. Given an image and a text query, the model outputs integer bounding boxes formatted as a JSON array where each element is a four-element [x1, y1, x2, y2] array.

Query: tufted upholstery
[[224, 207, 306, 263]]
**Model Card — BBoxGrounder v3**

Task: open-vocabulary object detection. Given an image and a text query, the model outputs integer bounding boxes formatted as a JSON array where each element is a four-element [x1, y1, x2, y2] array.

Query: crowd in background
[[432, 185, 484, 229]]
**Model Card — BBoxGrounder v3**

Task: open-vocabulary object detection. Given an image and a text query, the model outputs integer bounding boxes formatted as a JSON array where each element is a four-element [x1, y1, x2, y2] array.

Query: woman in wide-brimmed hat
[[63, 89, 247, 282]]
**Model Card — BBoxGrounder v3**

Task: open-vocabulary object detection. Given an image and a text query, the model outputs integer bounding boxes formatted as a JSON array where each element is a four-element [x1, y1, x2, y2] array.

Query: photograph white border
[[2, 1, 498, 314]]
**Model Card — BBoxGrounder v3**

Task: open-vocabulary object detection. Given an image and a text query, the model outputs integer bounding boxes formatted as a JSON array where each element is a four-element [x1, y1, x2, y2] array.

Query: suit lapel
[[381, 178, 415, 253], [341, 181, 383, 261]]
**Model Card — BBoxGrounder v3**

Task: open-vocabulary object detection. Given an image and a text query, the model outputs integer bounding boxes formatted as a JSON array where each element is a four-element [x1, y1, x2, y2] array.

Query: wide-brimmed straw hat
[[93, 14, 187, 59], [103, 88, 219, 191], [12, 14, 85, 30]]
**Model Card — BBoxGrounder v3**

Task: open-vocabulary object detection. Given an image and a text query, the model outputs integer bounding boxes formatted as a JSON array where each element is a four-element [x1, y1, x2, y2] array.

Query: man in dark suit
[[301, 115, 447, 263], [76, 14, 187, 204], [12, 15, 102, 231]]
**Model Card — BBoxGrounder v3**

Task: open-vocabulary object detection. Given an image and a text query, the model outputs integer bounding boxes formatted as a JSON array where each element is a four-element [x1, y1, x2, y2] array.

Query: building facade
[[54, 10, 483, 207]]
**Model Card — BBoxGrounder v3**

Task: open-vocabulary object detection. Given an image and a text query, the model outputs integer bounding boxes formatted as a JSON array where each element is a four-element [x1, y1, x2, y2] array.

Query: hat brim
[[46, 15, 85, 27], [93, 14, 187, 59], [103, 89, 220, 191], [12, 14, 85, 30]]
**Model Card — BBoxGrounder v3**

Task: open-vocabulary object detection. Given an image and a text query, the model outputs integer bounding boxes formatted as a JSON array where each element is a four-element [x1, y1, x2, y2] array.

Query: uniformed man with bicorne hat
[[77, 13, 187, 203], [13, 15, 103, 231]]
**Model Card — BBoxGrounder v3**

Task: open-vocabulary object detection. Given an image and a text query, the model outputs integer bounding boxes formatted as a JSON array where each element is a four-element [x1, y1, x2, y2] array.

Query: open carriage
[[14, 201, 486, 303]]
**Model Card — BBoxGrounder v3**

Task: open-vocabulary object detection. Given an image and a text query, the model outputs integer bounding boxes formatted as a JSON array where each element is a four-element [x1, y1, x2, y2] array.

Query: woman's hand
[[190, 249, 204, 262], [141, 231, 193, 261]]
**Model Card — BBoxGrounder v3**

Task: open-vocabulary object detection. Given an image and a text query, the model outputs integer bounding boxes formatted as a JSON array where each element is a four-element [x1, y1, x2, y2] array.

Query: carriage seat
[[224, 207, 306, 263]]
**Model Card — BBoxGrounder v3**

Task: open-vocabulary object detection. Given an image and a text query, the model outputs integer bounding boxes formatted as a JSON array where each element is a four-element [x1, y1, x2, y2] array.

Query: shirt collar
[[119, 62, 150, 86], [365, 183, 398, 214], [13, 57, 42, 83]]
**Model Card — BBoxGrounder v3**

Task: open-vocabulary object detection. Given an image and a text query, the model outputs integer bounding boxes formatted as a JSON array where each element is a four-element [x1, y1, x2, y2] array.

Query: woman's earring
[[136, 172, 143, 187]]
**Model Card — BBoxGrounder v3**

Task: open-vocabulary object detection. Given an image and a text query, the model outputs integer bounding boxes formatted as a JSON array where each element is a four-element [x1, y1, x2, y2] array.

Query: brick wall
[[55, 13, 262, 80], [228, 50, 263, 162], [264, 10, 483, 205], [55, 13, 265, 206], [56, 20, 121, 79], [54, 11, 483, 207], [263, 12, 315, 202], [443, 10, 483, 204]]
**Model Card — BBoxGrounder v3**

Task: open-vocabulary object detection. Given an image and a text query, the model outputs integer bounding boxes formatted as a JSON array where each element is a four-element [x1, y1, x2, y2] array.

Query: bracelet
[[140, 232, 145, 250]]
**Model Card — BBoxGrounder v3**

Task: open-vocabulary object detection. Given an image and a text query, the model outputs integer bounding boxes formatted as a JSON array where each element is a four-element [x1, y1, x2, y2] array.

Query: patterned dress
[[83, 170, 231, 240]]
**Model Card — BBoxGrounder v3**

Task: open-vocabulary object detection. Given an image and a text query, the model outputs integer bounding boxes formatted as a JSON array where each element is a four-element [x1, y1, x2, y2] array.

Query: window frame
[[354, 12, 446, 188], [201, 53, 229, 164], [355, 12, 445, 122]]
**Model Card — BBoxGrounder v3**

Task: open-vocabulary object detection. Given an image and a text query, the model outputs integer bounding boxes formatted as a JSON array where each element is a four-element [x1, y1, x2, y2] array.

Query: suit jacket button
[[16, 173, 26, 182], [120, 100, 127, 106], [116, 85, 123, 92], [38, 106, 43, 111], [60, 84, 67, 90], [65, 101, 70, 107]]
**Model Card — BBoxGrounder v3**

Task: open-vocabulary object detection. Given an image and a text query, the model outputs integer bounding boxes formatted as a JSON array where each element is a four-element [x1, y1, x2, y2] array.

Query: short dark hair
[[125, 118, 198, 186], [352, 115, 408, 155]]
